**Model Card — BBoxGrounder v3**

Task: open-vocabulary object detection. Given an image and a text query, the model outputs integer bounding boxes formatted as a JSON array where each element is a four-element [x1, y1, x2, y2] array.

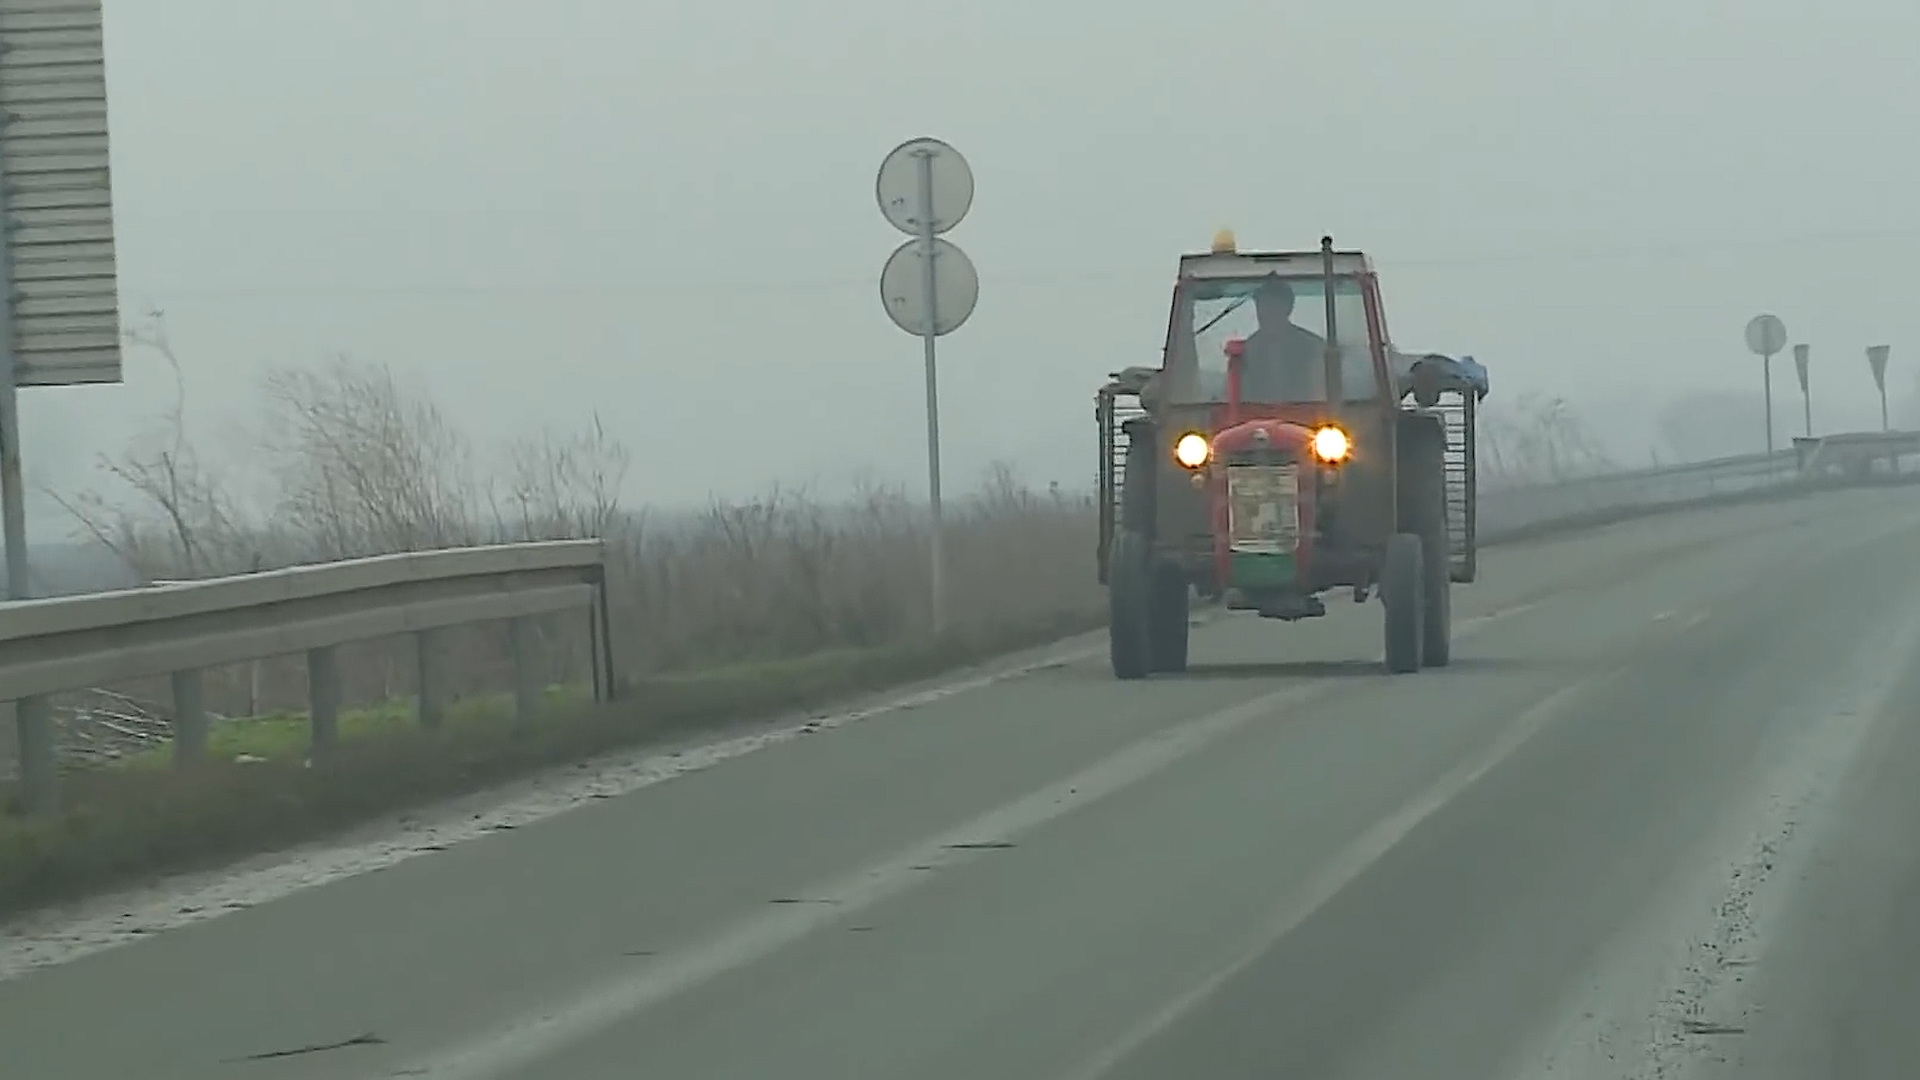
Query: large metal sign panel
[[0, 0, 122, 387]]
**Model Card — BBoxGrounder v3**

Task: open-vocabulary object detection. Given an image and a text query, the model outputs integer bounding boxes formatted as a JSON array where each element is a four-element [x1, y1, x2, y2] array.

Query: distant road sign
[[875, 137, 974, 237], [0, 0, 124, 387], [1868, 345, 1891, 391], [1744, 314, 1787, 357], [879, 237, 978, 337], [1793, 343, 1810, 393]]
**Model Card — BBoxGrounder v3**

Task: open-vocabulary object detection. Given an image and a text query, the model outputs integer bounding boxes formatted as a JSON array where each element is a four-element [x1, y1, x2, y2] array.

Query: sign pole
[[876, 136, 976, 637], [1793, 344, 1811, 438], [915, 149, 947, 636], [0, 331, 27, 602], [1744, 314, 1788, 457], [0, 149, 56, 815], [1762, 350, 1775, 454], [0, 0, 129, 813]]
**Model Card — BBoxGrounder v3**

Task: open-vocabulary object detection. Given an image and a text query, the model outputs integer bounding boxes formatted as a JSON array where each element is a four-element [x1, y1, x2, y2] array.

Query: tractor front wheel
[[1148, 562, 1191, 673], [1109, 530, 1154, 679], [1381, 532, 1425, 674], [1397, 417, 1454, 667]]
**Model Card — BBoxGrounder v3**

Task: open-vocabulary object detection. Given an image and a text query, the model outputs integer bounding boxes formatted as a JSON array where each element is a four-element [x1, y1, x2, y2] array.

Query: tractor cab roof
[[1178, 244, 1376, 285]]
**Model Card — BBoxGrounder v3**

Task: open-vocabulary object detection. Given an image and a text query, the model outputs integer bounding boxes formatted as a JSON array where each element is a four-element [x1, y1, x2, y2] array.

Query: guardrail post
[[508, 617, 541, 728], [13, 696, 58, 815], [308, 645, 340, 761], [591, 569, 616, 703], [171, 670, 208, 766], [415, 629, 445, 730]]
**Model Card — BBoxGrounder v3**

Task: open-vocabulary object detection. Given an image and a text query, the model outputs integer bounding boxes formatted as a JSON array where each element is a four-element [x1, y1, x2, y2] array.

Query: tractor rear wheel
[[1109, 530, 1154, 679], [1381, 532, 1424, 674], [1147, 562, 1190, 673], [1420, 534, 1453, 667]]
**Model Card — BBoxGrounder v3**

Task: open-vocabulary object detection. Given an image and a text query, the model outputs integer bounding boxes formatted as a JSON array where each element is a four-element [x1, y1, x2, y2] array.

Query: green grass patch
[[0, 610, 1103, 919]]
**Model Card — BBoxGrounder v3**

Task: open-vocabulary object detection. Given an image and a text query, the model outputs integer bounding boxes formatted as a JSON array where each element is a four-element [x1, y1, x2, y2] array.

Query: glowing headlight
[[1312, 426, 1351, 463], [1173, 432, 1210, 468]]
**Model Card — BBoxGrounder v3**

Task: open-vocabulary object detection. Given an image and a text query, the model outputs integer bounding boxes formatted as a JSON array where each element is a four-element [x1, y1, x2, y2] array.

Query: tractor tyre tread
[[1381, 532, 1424, 674], [1147, 562, 1191, 673], [1397, 419, 1453, 667], [1109, 530, 1154, 680]]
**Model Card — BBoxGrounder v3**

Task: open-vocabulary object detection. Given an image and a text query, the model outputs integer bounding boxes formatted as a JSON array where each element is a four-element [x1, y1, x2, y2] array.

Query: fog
[[15, 0, 1920, 533]]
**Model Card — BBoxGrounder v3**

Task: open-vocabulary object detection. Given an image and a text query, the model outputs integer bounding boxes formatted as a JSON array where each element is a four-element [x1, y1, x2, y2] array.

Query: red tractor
[[1094, 232, 1484, 678]]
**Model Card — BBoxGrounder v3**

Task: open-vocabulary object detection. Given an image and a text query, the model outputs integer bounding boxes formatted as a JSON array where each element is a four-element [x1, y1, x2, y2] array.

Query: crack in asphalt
[[229, 1031, 386, 1062]]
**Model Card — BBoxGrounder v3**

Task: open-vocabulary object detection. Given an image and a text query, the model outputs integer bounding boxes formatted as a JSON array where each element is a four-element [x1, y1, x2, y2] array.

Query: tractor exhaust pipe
[[1320, 235, 1343, 406], [1225, 337, 1245, 427]]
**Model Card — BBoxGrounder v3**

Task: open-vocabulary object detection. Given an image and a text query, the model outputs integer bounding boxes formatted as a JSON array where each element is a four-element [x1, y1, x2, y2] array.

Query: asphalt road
[[7, 487, 1920, 1080]]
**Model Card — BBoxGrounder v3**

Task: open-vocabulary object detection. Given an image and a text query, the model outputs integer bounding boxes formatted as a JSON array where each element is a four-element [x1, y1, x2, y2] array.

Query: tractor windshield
[[1162, 275, 1379, 405]]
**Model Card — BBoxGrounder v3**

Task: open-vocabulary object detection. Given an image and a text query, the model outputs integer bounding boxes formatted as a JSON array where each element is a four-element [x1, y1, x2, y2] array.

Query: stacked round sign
[[875, 137, 979, 338], [1745, 313, 1786, 358]]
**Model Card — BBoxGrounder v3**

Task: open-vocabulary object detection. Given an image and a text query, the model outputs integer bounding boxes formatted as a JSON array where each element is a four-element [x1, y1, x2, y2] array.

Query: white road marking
[[1051, 672, 1608, 1080], [378, 679, 1344, 1080], [378, 604, 1546, 1080], [1502, 584, 1920, 1080]]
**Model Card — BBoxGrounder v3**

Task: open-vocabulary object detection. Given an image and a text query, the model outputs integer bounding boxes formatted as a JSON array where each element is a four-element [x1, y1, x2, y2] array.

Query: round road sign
[[879, 237, 979, 337], [1745, 313, 1787, 357], [875, 137, 974, 237]]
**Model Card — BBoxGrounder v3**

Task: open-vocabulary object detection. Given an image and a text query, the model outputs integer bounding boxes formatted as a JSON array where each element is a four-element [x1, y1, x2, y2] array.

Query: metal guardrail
[[0, 539, 614, 813], [1478, 449, 1799, 540], [1480, 431, 1920, 541], [1793, 429, 1920, 478]]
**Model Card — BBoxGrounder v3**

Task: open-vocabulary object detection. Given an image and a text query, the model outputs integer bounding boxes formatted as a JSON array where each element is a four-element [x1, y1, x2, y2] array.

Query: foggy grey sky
[[19, 0, 1920, 526]]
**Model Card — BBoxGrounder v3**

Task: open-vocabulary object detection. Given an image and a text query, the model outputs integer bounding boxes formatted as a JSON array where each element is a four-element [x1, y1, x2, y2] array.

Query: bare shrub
[[50, 355, 1099, 726], [1477, 393, 1615, 487], [46, 311, 254, 581], [1653, 390, 1773, 462], [260, 356, 483, 560], [496, 414, 631, 542]]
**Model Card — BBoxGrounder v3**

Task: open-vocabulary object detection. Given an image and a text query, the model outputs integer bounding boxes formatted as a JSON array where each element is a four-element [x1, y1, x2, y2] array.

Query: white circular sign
[[1745, 313, 1787, 357], [880, 237, 979, 337], [875, 137, 974, 237]]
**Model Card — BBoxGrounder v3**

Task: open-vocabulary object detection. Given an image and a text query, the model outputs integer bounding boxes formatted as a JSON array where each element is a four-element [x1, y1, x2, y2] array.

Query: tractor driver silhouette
[[1237, 278, 1328, 402]]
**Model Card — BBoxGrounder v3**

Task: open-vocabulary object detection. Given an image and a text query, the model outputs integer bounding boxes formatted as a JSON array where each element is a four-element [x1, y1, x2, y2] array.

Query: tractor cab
[[1095, 232, 1485, 680]]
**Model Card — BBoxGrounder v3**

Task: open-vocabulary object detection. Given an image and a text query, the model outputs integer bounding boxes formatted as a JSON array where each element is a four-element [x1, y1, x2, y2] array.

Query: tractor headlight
[[1173, 432, 1210, 468], [1312, 426, 1351, 463]]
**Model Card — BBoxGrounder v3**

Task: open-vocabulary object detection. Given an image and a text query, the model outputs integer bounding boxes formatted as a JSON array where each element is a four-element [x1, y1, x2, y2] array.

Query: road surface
[[6, 486, 1920, 1080]]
